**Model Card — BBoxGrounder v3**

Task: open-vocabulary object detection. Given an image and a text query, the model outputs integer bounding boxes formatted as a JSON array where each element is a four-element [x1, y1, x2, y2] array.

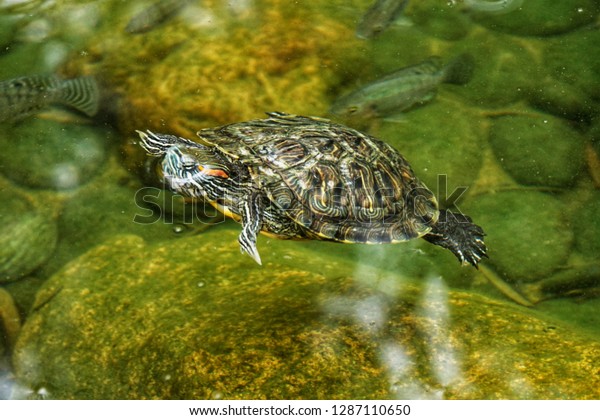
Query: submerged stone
[[572, 192, 600, 258], [0, 119, 110, 190], [456, 31, 542, 108], [377, 100, 484, 205], [13, 231, 600, 399], [0, 43, 54, 80], [365, 26, 435, 76], [39, 161, 183, 278], [0, 187, 58, 283], [544, 29, 600, 102], [464, 191, 573, 282], [410, 0, 473, 41], [0, 16, 20, 50], [0, 288, 21, 353], [524, 79, 599, 122], [488, 114, 585, 188], [470, 0, 599, 37], [63, 0, 364, 144]]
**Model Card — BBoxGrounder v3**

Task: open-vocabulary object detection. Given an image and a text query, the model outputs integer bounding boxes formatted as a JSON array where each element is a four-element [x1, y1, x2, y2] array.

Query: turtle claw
[[423, 209, 488, 268], [239, 191, 264, 265], [239, 237, 262, 265]]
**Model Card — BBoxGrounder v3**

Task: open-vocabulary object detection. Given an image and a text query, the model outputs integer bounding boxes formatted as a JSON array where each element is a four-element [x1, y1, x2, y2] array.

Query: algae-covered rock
[[0, 288, 21, 353], [488, 114, 585, 188], [524, 77, 599, 122], [0, 16, 20, 50], [409, 0, 473, 41], [0, 42, 60, 80], [0, 119, 110, 190], [520, 263, 600, 304], [572, 192, 600, 258], [464, 191, 573, 282], [590, 118, 600, 146], [470, 0, 599, 37], [64, 0, 365, 142], [377, 100, 484, 204], [13, 230, 600, 399], [39, 160, 183, 277], [456, 31, 542, 108], [365, 25, 438, 76], [0, 187, 58, 283], [1, 276, 46, 316], [544, 29, 600, 102], [59, 181, 177, 249]]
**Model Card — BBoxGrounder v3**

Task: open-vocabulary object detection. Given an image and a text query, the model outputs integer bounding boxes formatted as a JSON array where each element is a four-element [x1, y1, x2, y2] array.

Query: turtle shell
[[196, 112, 439, 243]]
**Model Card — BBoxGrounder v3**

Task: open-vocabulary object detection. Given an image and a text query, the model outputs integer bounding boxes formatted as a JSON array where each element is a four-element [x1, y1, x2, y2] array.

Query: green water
[[0, 0, 599, 399]]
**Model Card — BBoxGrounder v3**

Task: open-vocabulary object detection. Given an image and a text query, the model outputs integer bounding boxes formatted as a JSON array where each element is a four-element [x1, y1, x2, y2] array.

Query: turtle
[[136, 112, 487, 266]]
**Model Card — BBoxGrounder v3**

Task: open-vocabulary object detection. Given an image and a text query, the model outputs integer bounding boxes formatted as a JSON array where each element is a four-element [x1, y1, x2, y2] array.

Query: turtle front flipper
[[238, 191, 264, 265], [423, 209, 487, 267]]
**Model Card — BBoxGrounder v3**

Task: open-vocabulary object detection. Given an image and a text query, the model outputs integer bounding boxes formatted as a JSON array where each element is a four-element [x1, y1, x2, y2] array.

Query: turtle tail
[[422, 209, 487, 267]]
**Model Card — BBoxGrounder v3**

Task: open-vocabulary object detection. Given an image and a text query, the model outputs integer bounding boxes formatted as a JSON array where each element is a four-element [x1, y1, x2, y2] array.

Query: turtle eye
[[347, 106, 358, 115], [181, 161, 197, 171]]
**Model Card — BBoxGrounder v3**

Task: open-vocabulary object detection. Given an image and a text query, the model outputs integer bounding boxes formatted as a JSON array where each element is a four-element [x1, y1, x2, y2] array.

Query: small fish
[[329, 54, 474, 120], [125, 0, 191, 34], [0, 75, 99, 122], [356, 0, 410, 39]]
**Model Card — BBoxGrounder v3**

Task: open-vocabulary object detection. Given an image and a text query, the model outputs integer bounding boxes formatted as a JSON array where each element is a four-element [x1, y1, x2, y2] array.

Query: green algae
[[544, 29, 600, 101], [470, 0, 599, 37], [0, 287, 21, 353], [455, 30, 543, 108], [377, 99, 484, 202], [572, 192, 600, 258], [520, 263, 600, 304], [37, 157, 182, 278], [0, 0, 600, 401], [1, 276, 46, 317], [0, 119, 110, 190], [0, 186, 58, 283], [488, 114, 585, 188], [63, 0, 365, 143], [12, 232, 600, 399], [464, 191, 573, 282], [524, 78, 598, 122], [0, 16, 20, 50], [409, 0, 473, 41], [0, 43, 53, 80]]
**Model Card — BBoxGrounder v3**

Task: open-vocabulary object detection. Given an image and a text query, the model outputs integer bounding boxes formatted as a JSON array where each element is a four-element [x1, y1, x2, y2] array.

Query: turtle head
[[161, 144, 232, 199], [136, 129, 233, 199]]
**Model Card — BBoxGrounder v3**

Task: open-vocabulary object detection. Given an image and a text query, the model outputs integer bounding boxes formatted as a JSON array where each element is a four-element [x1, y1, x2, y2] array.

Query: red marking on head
[[200, 166, 229, 178]]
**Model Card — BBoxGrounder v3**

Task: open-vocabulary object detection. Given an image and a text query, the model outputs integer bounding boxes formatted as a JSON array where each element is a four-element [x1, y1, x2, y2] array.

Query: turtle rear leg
[[239, 191, 263, 265], [423, 209, 487, 267]]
